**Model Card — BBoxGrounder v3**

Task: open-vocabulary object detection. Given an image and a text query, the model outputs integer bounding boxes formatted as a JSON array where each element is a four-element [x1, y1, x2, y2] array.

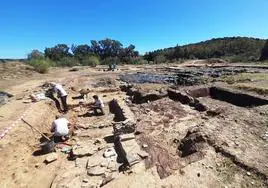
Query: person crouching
[[89, 95, 105, 115], [51, 115, 71, 143]]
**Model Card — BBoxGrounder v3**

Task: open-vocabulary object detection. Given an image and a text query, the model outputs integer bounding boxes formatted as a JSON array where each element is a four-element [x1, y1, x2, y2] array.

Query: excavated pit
[[178, 128, 207, 158], [169, 87, 268, 108]]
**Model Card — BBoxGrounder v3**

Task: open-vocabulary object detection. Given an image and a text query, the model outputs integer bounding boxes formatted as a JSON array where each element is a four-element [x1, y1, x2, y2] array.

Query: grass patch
[[216, 158, 238, 184], [220, 73, 268, 84], [234, 84, 268, 95]]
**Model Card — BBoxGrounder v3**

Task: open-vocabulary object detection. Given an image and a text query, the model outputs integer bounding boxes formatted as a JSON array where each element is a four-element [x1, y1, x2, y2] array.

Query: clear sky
[[0, 0, 268, 58]]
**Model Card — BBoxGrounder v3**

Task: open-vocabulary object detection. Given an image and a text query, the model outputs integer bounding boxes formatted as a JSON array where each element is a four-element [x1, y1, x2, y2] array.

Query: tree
[[71, 44, 93, 61], [144, 37, 266, 63], [98, 39, 123, 59], [45, 44, 71, 61], [172, 46, 183, 59], [28, 50, 44, 60], [260, 40, 268, 61]]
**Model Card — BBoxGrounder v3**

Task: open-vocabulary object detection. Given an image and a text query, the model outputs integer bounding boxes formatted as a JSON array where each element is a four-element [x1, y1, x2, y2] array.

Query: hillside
[[144, 37, 267, 63]]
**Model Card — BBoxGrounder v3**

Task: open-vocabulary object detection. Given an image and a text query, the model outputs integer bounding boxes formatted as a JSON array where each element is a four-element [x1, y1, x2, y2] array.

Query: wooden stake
[[21, 118, 51, 141]]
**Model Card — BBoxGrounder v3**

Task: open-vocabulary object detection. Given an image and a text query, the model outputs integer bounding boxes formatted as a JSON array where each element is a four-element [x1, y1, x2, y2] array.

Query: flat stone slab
[[87, 166, 106, 176], [44, 153, 58, 163], [73, 145, 98, 157], [126, 154, 140, 166], [120, 133, 135, 142]]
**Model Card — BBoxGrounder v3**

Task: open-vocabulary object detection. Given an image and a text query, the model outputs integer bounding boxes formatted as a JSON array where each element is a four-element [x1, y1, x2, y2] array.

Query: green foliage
[[130, 57, 148, 64], [36, 38, 139, 65], [80, 55, 100, 67], [44, 44, 71, 61], [27, 59, 52, 73], [260, 40, 268, 61], [57, 57, 79, 67], [144, 37, 266, 63], [101, 57, 120, 65], [28, 50, 45, 60], [154, 55, 167, 64]]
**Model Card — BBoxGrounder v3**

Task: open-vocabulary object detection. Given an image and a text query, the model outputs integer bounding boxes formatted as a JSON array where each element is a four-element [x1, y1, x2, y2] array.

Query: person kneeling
[[51, 115, 71, 143], [89, 95, 105, 115]]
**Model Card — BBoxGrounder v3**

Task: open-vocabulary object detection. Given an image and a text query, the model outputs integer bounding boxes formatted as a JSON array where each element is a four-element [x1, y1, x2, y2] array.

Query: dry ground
[[0, 61, 268, 188]]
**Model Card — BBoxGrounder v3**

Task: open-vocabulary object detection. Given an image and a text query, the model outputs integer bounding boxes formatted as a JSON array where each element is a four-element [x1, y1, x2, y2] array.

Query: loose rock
[[137, 150, 149, 158], [142, 144, 148, 148], [35, 163, 40, 168], [82, 179, 89, 183], [44, 153, 58, 163], [101, 172, 117, 187], [107, 162, 118, 172], [103, 148, 117, 158]]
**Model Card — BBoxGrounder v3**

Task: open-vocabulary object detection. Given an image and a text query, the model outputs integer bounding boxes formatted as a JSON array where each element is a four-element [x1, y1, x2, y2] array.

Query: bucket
[[40, 140, 55, 154]]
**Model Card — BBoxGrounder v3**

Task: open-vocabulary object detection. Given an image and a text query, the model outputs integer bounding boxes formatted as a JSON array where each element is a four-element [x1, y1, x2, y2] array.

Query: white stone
[[137, 150, 149, 158], [142, 144, 148, 148], [246, 172, 251, 176], [103, 148, 116, 158]]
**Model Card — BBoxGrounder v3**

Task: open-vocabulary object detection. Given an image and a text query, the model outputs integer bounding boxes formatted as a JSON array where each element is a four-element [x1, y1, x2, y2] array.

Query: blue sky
[[0, 0, 268, 58]]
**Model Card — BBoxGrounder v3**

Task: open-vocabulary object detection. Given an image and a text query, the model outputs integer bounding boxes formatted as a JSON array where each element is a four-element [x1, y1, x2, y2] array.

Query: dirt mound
[[0, 61, 38, 80]]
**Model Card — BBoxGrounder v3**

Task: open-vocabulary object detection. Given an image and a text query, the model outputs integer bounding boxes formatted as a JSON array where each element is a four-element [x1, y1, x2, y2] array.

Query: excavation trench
[[178, 128, 267, 185], [207, 140, 268, 185], [169, 87, 268, 108]]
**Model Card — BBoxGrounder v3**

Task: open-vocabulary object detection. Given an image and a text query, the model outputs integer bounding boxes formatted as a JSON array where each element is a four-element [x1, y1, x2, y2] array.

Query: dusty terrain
[[0, 61, 268, 188]]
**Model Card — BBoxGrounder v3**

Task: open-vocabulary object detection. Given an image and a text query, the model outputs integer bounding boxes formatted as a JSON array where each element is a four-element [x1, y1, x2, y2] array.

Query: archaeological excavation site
[[0, 61, 268, 188]]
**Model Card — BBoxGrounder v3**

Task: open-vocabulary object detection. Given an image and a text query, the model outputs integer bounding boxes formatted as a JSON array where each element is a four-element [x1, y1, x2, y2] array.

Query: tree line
[[144, 37, 267, 63], [27, 38, 142, 73], [27, 37, 268, 73]]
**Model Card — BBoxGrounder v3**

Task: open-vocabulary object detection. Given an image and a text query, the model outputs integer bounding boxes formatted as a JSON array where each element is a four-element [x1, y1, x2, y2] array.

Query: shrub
[[101, 57, 120, 65], [56, 57, 79, 67], [130, 57, 148, 64], [154, 55, 167, 64], [28, 59, 52, 73], [81, 55, 100, 67]]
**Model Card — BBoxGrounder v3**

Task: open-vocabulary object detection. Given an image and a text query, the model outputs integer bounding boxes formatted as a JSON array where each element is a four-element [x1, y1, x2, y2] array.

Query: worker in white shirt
[[51, 115, 71, 142], [89, 95, 105, 115], [50, 82, 68, 113]]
